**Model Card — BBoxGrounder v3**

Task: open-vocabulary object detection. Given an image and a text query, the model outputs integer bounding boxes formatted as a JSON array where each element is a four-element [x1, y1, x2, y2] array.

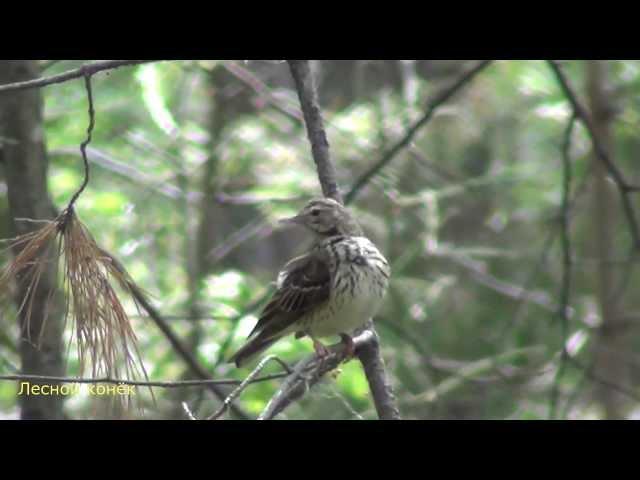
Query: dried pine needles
[[1, 72, 149, 385], [1, 207, 149, 383]]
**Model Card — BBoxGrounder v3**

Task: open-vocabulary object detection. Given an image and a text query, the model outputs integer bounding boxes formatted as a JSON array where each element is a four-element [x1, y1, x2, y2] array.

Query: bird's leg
[[340, 333, 356, 361], [310, 335, 330, 358]]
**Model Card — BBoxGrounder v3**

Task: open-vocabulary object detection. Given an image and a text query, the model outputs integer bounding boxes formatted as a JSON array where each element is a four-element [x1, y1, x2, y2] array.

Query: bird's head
[[279, 198, 363, 237]]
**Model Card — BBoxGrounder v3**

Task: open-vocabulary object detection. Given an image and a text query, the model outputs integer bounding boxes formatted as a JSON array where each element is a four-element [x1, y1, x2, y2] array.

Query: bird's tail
[[228, 334, 282, 368]]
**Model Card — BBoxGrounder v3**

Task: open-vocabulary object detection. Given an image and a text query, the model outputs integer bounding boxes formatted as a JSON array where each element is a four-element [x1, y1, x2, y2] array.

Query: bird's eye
[[354, 255, 367, 266], [310, 209, 320, 217]]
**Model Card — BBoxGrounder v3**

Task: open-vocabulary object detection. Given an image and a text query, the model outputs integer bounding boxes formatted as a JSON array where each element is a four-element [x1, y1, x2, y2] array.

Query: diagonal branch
[[126, 284, 251, 419], [207, 355, 291, 420], [345, 60, 493, 204]]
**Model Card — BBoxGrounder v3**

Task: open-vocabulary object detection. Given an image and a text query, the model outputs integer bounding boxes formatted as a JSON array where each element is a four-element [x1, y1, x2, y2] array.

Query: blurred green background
[[1, 60, 640, 419]]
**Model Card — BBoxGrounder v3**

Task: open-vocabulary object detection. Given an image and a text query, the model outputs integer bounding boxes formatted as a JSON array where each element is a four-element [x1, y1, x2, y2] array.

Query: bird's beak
[[278, 214, 305, 226]]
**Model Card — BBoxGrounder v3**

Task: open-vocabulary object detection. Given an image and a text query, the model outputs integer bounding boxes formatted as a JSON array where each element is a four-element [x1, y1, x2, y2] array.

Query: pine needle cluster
[[1, 206, 147, 381]]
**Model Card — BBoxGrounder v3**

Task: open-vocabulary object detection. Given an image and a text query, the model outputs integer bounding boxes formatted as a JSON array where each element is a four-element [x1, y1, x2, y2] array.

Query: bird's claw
[[312, 338, 330, 358], [340, 333, 356, 361]]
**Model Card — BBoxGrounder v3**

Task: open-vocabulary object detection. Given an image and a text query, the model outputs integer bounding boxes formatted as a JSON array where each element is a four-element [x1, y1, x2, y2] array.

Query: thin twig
[[207, 355, 289, 420], [567, 356, 640, 403], [182, 401, 197, 420], [0, 60, 158, 94], [66, 74, 94, 211], [345, 60, 493, 204], [126, 283, 251, 419], [549, 113, 577, 419]]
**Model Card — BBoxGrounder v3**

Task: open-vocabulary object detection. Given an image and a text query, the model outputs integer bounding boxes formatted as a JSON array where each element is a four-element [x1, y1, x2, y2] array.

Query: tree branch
[[288, 60, 342, 203], [547, 60, 640, 250], [0, 60, 158, 94], [284, 59, 401, 420], [66, 73, 94, 211], [207, 355, 291, 420], [345, 60, 493, 204], [258, 330, 375, 419], [126, 285, 251, 419], [549, 113, 577, 419]]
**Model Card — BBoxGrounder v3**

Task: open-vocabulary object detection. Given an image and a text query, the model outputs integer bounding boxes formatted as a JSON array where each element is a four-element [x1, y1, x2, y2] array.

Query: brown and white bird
[[229, 198, 390, 367]]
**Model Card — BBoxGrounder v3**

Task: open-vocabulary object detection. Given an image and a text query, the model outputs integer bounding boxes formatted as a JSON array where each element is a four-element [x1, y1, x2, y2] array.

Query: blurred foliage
[[1, 60, 640, 419]]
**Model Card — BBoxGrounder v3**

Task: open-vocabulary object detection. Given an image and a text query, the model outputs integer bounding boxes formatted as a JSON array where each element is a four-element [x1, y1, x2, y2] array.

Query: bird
[[228, 197, 390, 368]]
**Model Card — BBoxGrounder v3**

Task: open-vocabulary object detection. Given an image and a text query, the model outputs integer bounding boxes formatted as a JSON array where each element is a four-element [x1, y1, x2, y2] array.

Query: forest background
[[1, 59, 639, 420]]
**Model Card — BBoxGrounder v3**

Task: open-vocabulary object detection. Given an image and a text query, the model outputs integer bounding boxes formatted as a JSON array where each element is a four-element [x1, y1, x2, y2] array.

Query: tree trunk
[[586, 60, 627, 419], [0, 60, 65, 419]]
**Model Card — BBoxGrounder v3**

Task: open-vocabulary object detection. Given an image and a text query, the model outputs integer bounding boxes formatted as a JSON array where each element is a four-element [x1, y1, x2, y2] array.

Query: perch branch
[[275, 60, 400, 420], [258, 330, 375, 419], [549, 113, 577, 419]]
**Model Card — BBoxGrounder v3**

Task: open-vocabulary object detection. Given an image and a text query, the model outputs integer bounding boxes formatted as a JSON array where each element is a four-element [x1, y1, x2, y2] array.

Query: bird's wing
[[248, 248, 332, 340]]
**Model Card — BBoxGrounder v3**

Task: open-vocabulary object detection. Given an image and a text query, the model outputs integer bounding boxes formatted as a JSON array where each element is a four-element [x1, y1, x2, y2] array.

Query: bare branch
[[0, 60, 158, 94], [258, 330, 375, 420], [345, 60, 493, 204], [547, 60, 640, 250], [66, 74, 94, 211], [126, 284, 251, 419], [549, 113, 577, 419], [567, 356, 640, 403], [288, 60, 342, 203], [207, 355, 291, 420]]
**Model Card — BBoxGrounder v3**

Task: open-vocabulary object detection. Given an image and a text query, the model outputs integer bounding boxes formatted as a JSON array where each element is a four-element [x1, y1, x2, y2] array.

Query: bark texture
[[587, 60, 627, 419], [0, 60, 65, 419]]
